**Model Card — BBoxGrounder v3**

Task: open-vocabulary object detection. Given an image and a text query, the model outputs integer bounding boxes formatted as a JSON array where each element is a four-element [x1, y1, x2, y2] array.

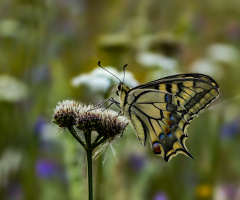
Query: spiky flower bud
[[53, 100, 128, 147], [76, 106, 127, 139], [53, 100, 79, 127]]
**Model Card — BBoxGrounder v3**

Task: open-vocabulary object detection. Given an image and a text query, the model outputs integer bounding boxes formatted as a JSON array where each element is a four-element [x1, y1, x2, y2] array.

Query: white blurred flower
[[214, 185, 227, 200], [214, 184, 239, 200], [190, 58, 222, 78], [137, 52, 180, 81], [207, 44, 239, 64], [0, 75, 28, 102], [137, 52, 178, 70], [0, 148, 22, 186], [71, 66, 138, 93], [0, 19, 19, 37], [41, 123, 60, 142]]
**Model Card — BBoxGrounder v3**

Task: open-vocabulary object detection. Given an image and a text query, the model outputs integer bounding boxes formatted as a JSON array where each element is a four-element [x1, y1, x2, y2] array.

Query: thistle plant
[[53, 100, 127, 200]]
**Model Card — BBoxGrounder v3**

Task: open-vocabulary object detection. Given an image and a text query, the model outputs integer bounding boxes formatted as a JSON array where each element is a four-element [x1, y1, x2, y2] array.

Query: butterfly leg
[[117, 111, 124, 117], [101, 98, 120, 112], [109, 97, 120, 108], [93, 98, 111, 108], [106, 98, 124, 116], [88, 97, 120, 112], [101, 102, 114, 112]]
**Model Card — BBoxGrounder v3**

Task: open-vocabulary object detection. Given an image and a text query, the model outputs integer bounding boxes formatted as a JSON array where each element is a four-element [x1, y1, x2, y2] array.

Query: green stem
[[91, 134, 103, 146], [92, 136, 107, 149], [85, 131, 93, 200], [67, 126, 96, 200], [67, 126, 86, 149]]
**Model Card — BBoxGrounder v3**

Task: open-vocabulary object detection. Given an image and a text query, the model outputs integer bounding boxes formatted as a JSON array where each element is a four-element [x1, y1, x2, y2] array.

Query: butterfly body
[[116, 73, 219, 162]]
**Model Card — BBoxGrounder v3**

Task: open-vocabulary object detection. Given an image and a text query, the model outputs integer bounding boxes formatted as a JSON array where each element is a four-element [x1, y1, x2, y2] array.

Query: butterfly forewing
[[123, 73, 219, 162]]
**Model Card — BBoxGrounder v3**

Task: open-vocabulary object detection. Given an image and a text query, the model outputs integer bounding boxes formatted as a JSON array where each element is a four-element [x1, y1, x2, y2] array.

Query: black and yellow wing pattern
[[123, 74, 219, 162]]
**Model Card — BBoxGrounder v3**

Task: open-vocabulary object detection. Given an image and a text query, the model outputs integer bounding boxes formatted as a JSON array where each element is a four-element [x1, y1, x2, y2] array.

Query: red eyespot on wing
[[152, 142, 161, 154]]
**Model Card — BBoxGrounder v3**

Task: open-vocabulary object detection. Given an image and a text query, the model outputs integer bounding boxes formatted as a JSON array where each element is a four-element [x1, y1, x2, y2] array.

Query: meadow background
[[1, 0, 240, 200]]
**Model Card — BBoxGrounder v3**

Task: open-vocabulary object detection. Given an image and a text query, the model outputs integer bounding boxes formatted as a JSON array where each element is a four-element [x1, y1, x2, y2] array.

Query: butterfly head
[[98, 61, 131, 107], [116, 62, 129, 97], [116, 82, 131, 96]]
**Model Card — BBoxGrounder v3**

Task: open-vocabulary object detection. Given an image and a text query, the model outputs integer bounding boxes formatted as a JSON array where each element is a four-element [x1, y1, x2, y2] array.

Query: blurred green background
[[1, 0, 240, 200]]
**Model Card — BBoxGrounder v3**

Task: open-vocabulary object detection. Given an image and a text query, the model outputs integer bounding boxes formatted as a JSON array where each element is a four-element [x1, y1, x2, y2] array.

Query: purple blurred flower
[[129, 154, 146, 172], [35, 158, 68, 183], [8, 182, 23, 200], [34, 116, 63, 153], [36, 158, 59, 178], [154, 192, 168, 200], [224, 184, 237, 199], [191, 15, 206, 32], [221, 117, 240, 138], [214, 183, 238, 199], [31, 65, 50, 84], [226, 21, 240, 41], [34, 116, 47, 136]]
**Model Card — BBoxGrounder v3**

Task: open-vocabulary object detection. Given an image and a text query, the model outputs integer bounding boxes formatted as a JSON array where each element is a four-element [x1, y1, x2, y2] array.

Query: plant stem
[[67, 126, 86, 149], [92, 136, 107, 149], [68, 126, 94, 200], [86, 148, 93, 200], [85, 131, 93, 200]]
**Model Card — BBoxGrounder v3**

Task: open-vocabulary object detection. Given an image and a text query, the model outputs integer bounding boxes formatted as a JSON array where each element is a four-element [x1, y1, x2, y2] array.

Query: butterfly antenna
[[98, 61, 122, 83], [122, 64, 128, 83]]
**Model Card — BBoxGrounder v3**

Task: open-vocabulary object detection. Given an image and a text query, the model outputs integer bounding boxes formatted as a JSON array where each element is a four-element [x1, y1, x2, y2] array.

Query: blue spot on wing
[[159, 133, 164, 140], [165, 94, 169, 102], [165, 94, 172, 103]]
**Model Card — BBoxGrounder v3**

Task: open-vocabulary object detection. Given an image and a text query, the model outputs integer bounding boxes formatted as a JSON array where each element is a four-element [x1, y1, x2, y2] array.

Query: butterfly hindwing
[[127, 90, 191, 161], [128, 108, 147, 145], [123, 74, 219, 162]]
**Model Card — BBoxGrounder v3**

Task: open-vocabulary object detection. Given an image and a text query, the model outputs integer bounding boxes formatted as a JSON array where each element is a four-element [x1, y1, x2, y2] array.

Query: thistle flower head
[[53, 100, 80, 127], [53, 100, 128, 145], [76, 107, 127, 138]]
